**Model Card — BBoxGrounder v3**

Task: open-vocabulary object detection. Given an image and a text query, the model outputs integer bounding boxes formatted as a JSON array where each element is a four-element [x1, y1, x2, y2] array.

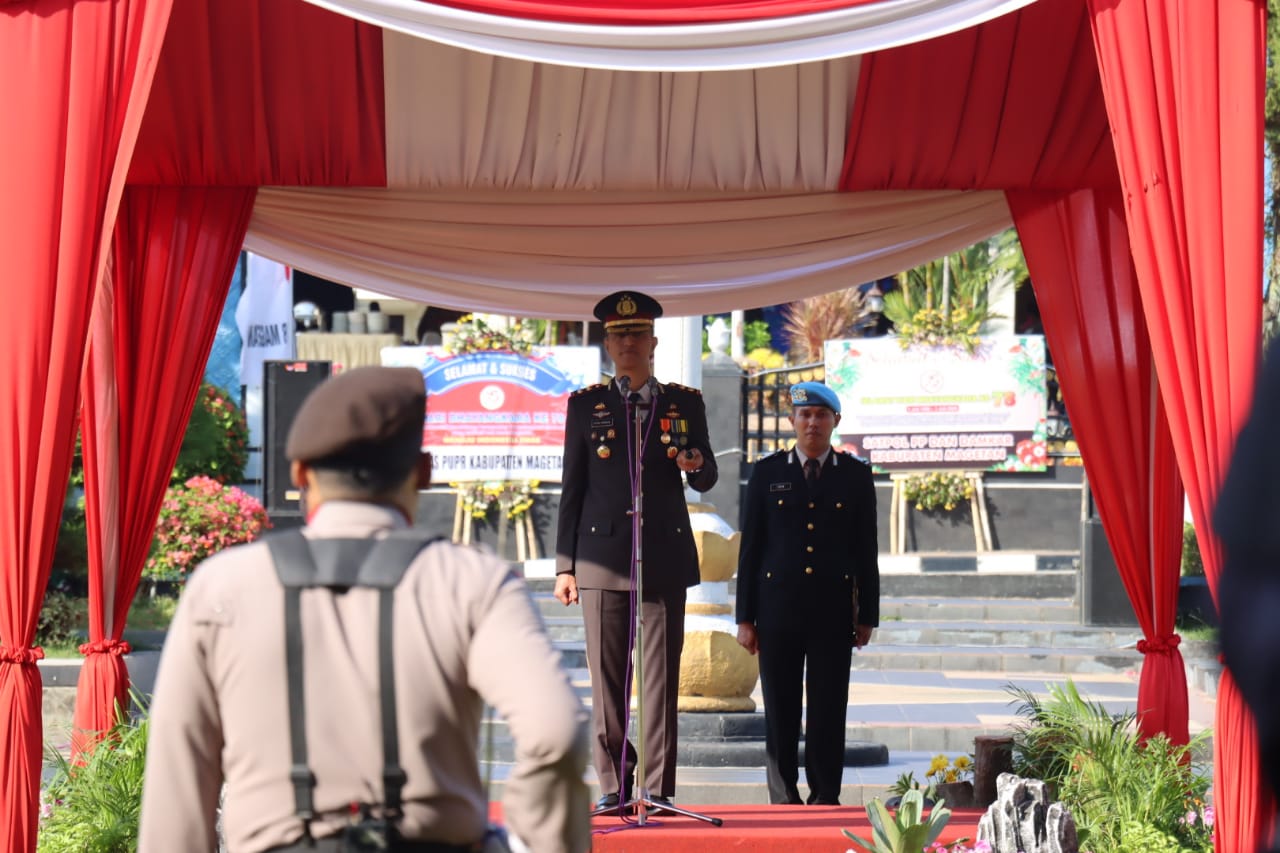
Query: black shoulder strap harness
[[264, 529, 445, 843]]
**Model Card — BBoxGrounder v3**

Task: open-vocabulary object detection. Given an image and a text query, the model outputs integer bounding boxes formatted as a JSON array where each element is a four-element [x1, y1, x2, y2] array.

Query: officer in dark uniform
[[735, 381, 879, 805], [1217, 340, 1280, 851], [554, 290, 718, 814]]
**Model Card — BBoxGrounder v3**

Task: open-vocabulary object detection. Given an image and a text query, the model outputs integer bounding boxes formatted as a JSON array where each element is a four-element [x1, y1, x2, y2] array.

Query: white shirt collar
[[792, 447, 835, 468]]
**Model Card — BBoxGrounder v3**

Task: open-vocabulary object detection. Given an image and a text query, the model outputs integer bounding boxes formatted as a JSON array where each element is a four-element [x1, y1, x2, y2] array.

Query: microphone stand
[[590, 376, 722, 828]]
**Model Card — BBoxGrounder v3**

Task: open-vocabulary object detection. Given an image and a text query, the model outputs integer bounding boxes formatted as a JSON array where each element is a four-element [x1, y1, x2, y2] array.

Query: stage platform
[[488, 802, 984, 850], [585, 804, 985, 852]]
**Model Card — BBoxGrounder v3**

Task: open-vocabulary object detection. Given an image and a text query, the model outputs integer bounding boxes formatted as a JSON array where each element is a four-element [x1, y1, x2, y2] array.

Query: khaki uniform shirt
[[139, 502, 589, 853]]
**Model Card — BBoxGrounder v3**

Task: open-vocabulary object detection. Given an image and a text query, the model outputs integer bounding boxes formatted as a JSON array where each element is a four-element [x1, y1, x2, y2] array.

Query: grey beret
[[285, 366, 426, 464]]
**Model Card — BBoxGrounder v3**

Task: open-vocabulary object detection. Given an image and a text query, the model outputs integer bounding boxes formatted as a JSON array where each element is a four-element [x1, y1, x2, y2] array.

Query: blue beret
[[789, 382, 840, 414]]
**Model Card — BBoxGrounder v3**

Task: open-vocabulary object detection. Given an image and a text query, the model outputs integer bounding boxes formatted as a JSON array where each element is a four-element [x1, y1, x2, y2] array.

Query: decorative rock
[[1045, 803, 1079, 853], [677, 628, 758, 712], [691, 528, 741, 583], [977, 773, 1078, 853], [679, 503, 757, 712]]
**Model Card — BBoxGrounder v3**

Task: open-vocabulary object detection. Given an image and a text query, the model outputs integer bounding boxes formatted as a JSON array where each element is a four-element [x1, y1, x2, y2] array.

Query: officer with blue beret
[[735, 380, 879, 805]]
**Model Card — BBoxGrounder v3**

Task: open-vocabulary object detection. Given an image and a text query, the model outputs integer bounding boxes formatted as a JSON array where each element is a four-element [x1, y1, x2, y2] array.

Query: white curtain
[[245, 187, 1013, 317], [301, 0, 1040, 71], [383, 33, 858, 191]]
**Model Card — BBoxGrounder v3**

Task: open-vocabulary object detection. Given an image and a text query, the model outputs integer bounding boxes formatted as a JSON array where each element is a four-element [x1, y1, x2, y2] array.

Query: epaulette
[[571, 383, 607, 397], [838, 448, 872, 466], [666, 382, 702, 395]]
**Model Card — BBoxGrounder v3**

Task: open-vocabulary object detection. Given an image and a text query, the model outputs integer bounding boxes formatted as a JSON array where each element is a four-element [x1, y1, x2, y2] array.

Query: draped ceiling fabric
[[1, 0, 1267, 850], [73, 187, 256, 758], [300, 0, 1042, 70], [1008, 188, 1187, 745], [0, 1, 174, 851], [246, 189, 1014, 317]]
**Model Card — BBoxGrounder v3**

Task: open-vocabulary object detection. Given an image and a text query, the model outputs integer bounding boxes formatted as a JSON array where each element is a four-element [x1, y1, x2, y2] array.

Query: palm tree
[[781, 288, 867, 363], [882, 229, 1027, 350]]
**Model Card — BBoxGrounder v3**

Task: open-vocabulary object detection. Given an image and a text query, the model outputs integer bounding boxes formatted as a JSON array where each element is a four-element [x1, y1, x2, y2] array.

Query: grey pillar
[[699, 352, 743, 527]]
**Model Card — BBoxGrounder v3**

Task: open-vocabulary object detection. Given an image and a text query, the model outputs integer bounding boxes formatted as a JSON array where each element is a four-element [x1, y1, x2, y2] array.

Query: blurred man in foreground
[[141, 366, 589, 853]]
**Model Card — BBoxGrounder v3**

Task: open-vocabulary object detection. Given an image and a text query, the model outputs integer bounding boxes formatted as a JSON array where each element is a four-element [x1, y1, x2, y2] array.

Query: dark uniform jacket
[[556, 379, 717, 594], [736, 448, 879, 631]]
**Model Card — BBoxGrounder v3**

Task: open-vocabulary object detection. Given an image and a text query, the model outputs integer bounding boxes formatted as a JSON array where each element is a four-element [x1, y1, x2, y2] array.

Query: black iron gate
[[740, 361, 824, 466]]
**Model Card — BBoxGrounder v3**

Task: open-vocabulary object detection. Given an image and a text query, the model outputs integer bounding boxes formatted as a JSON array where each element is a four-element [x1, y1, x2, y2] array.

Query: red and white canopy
[[128, 0, 1111, 318]]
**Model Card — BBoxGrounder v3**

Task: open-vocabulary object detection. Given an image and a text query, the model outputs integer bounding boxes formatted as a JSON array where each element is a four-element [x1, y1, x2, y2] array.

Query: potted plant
[[887, 755, 975, 809], [842, 789, 960, 853], [927, 754, 975, 809]]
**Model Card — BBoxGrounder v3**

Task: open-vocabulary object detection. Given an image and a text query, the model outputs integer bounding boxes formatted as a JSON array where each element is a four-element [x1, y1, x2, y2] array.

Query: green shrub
[[1006, 680, 1212, 853], [36, 591, 82, 651], [1182, 523, 1204, 577], [50, 495, 88, 592], [39, 703, 148, 853], [171, 383, 249, 485], [701, 318, 773, 354]]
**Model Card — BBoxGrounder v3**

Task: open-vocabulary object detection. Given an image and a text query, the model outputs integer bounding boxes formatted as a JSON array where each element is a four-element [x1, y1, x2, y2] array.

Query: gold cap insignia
[[617, 295, 637, 317]]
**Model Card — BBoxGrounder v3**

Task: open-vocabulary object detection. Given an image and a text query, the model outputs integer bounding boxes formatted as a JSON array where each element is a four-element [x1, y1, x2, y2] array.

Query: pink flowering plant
[[145, 476, 270, 582]]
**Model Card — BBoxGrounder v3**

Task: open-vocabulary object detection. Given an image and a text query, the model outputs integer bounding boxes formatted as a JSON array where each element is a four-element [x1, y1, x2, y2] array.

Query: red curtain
[[1086, 0, 1269, 848], [841, 0, 1118, 193], [0, 1, 174, 850], [72, 187, 256, 756], [1008, 188, 1186, 744], [128, 0, 386, 188]]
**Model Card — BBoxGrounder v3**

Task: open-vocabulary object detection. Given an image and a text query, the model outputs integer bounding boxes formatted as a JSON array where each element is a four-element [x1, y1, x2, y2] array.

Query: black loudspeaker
[[1080, 517, 1139, 627], [263, 360, 332, 512]]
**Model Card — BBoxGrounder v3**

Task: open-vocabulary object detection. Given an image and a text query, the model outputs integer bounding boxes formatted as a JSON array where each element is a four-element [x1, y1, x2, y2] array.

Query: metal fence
[[740, 361, 824, 463]]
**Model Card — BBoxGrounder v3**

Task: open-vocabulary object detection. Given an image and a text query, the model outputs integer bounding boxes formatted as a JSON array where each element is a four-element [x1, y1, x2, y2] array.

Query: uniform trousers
[[758, 618, 852, 805], [580, 587, 686, 799]]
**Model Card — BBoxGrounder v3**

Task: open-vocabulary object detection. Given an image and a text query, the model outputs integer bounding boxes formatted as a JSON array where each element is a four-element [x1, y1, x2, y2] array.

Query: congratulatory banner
[[824, 336, 1048, 472], [383, 346, 597, 482]]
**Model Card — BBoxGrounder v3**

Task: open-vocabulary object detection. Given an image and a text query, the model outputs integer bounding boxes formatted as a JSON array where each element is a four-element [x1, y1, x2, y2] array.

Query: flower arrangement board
[[382, 344, 598, 483], [824, 335, 1048, 472]]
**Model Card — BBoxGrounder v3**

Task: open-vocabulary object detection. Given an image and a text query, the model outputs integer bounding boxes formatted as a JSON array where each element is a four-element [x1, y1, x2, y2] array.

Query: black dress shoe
[[594, 792, 637, 815], [646, 795, 675, 816]]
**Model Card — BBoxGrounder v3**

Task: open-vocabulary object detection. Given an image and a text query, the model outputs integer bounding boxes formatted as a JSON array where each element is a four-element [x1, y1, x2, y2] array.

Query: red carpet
[[586, 804, 986, 852]]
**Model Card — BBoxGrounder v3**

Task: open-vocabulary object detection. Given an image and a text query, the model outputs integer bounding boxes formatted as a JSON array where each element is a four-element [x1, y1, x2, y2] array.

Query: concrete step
[[478, 670, 1145, 757], [550, 639, 1140, 676], [523, 571, 1079, 601], [871, 623, 1138, 649], [540, 614, 1131, 651], [479, 761, 923, 807], [879, 597, 1078, 623], [535, 593, 1083, 624], [849, 644, 1142, 675]]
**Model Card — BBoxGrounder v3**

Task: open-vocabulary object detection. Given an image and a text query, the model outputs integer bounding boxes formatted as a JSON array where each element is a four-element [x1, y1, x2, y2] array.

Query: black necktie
[[628, 391, 646, 422], [804, 457, 820, 490]]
